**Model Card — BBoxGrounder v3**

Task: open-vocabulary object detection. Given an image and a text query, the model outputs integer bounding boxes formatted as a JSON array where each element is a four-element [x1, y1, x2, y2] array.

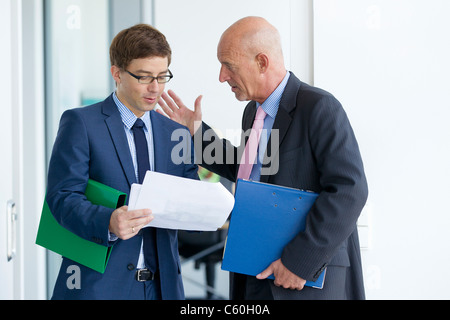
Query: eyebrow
[[221, 61, 233, 68], [134, 69, 169, 76]]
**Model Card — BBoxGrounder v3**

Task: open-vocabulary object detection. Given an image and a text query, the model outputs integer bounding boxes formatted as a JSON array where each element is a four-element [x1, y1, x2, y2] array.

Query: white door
[[0, 114, 16, 300], [0, 0, 21, 299]]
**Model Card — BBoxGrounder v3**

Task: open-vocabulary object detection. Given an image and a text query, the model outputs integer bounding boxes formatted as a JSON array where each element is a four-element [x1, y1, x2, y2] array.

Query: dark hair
[[110, 24, 172, 69]]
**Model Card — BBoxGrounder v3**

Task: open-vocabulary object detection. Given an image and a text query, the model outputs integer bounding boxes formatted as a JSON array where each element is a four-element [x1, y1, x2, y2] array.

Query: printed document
[[128, 171, 234, 231]]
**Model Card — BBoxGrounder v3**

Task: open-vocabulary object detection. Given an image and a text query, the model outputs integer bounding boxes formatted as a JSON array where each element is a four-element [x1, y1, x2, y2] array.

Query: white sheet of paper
[[128, 171, 235, 231]]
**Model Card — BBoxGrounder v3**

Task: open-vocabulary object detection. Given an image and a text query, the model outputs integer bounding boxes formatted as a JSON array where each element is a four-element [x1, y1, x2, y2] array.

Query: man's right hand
[[157, 89, 203, 136], [109, 206, 153, 240]]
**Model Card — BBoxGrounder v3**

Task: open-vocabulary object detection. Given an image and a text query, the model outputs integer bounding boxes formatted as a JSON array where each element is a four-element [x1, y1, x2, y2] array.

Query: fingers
[[272, 273, 305, 291], [276, 279, 305, 291], [158, 90, 201, 114], [109, 207, 153, 240], [159, 90, 183, 113], [157, 90, 202, 135], [256, 264, 274, 280], [257, 259, 306, 291], [157, 92, 175, 116], [194, 95, 203, 114], [167, 89, 185, 108], [129, 212, 153, 230]]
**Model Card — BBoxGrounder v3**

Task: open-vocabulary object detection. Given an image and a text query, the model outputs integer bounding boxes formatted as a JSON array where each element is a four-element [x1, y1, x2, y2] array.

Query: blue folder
[[222, 179, 326, 289]]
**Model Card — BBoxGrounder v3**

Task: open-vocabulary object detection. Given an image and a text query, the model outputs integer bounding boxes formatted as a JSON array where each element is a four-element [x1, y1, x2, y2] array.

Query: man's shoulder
[[294, 81, 342, 118], [62, 94, 114, 118], [296, 79, 336, 102]]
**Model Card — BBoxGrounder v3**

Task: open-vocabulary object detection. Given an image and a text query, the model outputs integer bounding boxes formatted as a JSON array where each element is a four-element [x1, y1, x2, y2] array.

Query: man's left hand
[[256, 259, 306, 291]]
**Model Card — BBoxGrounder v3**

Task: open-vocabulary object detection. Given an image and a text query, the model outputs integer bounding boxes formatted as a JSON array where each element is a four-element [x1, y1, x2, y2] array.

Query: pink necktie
[[237, 106, 267, 181]]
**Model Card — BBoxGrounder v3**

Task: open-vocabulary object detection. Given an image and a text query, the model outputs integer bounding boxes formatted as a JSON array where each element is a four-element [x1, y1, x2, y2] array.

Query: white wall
[[314, 0, 450, 299], [154, 0, 309, 144]]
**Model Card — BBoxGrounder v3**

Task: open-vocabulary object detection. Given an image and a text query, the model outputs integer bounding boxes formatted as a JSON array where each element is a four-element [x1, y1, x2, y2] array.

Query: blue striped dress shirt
[[249, 71, 290, 181], [112, 92, 155, 179], [112, 92, 154, 269]]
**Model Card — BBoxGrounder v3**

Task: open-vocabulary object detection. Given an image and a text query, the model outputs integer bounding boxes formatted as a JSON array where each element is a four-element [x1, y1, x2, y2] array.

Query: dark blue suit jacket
[[47, 94, 198, 299]]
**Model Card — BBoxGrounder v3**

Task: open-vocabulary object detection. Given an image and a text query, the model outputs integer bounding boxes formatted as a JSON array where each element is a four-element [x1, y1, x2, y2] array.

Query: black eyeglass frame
[[125, 69, 173, 84]]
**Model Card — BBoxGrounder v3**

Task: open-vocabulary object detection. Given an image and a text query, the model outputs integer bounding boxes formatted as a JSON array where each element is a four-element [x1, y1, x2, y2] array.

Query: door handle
[[6, 200, 17, 262]]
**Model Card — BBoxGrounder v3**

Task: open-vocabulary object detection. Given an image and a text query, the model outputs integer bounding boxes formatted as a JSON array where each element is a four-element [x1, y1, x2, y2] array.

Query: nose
[[219, 65, 230, 83], [147, 79, 161, 92]]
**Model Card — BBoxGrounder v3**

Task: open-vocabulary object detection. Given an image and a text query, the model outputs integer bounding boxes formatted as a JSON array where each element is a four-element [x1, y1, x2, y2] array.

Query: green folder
[[36, 180, 127, 274]]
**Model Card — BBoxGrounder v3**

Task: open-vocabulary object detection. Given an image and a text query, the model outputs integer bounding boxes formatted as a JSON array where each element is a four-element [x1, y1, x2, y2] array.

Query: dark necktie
[[132, 118, 158, 272], [132, 118, 150, 184]]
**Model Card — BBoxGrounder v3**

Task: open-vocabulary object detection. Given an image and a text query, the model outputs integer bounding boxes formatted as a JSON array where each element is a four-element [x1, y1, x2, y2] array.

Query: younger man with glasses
[[47, 24, 198, 300]]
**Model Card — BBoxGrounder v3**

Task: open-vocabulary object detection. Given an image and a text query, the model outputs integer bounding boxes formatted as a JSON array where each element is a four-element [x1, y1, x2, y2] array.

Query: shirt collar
[[257, 71, 290, 118], [112, 92, 151, 130]]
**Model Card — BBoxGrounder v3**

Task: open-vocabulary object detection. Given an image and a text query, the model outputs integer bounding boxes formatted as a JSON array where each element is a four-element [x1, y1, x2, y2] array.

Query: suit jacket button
[[127, 263, 135, 271]]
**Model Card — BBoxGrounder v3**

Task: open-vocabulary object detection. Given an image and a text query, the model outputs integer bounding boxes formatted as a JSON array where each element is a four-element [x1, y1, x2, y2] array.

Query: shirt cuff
[[108, 231, 119, 242]]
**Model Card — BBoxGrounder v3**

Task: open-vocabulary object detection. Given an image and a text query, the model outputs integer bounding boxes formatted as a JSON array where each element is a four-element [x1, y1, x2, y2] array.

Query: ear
[[255, 53, 269, 73], [111, 65, 121, 84]]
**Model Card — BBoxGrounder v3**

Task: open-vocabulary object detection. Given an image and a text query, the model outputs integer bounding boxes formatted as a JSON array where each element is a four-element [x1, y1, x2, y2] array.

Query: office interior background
[[1, 0, 450, 300]]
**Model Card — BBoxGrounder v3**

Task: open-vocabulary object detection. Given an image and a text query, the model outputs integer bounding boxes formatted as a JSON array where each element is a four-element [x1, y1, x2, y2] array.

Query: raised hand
[[157, 89, 203, 136]]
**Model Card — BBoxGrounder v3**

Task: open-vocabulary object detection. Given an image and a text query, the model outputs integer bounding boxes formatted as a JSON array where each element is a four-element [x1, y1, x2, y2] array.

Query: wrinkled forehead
[[217, 33, 250, 64]]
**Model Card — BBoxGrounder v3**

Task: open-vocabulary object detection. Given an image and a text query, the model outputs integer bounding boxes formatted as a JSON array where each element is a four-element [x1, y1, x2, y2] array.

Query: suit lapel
[[260, 73, 302, 183], [102, 95, 137, 187], [150, 111, 169, 173], [242, 101, 257, 132], [272, 72, 302, 146], [104, 106, 171, 188]]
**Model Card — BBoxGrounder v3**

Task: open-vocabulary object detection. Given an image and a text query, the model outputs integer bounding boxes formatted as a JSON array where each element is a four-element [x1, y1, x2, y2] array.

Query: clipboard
[[222, 179, 326, 289], [36, 180, 127, 274]]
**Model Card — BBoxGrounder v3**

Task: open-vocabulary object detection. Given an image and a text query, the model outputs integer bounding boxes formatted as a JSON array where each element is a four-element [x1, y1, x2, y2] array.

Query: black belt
[[135, 269, 158, 282]]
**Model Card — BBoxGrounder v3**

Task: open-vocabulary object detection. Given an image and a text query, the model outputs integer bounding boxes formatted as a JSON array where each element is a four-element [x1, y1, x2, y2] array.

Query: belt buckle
[[136, 269, 154, 282]]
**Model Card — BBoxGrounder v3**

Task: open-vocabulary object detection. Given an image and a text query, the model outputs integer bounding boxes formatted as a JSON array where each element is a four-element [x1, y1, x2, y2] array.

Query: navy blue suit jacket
[[47, 94, 198, 299]]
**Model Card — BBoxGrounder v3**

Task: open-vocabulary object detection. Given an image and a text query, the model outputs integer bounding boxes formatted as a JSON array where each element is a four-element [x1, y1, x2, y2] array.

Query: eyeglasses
[[125, 69, 173, 84]]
